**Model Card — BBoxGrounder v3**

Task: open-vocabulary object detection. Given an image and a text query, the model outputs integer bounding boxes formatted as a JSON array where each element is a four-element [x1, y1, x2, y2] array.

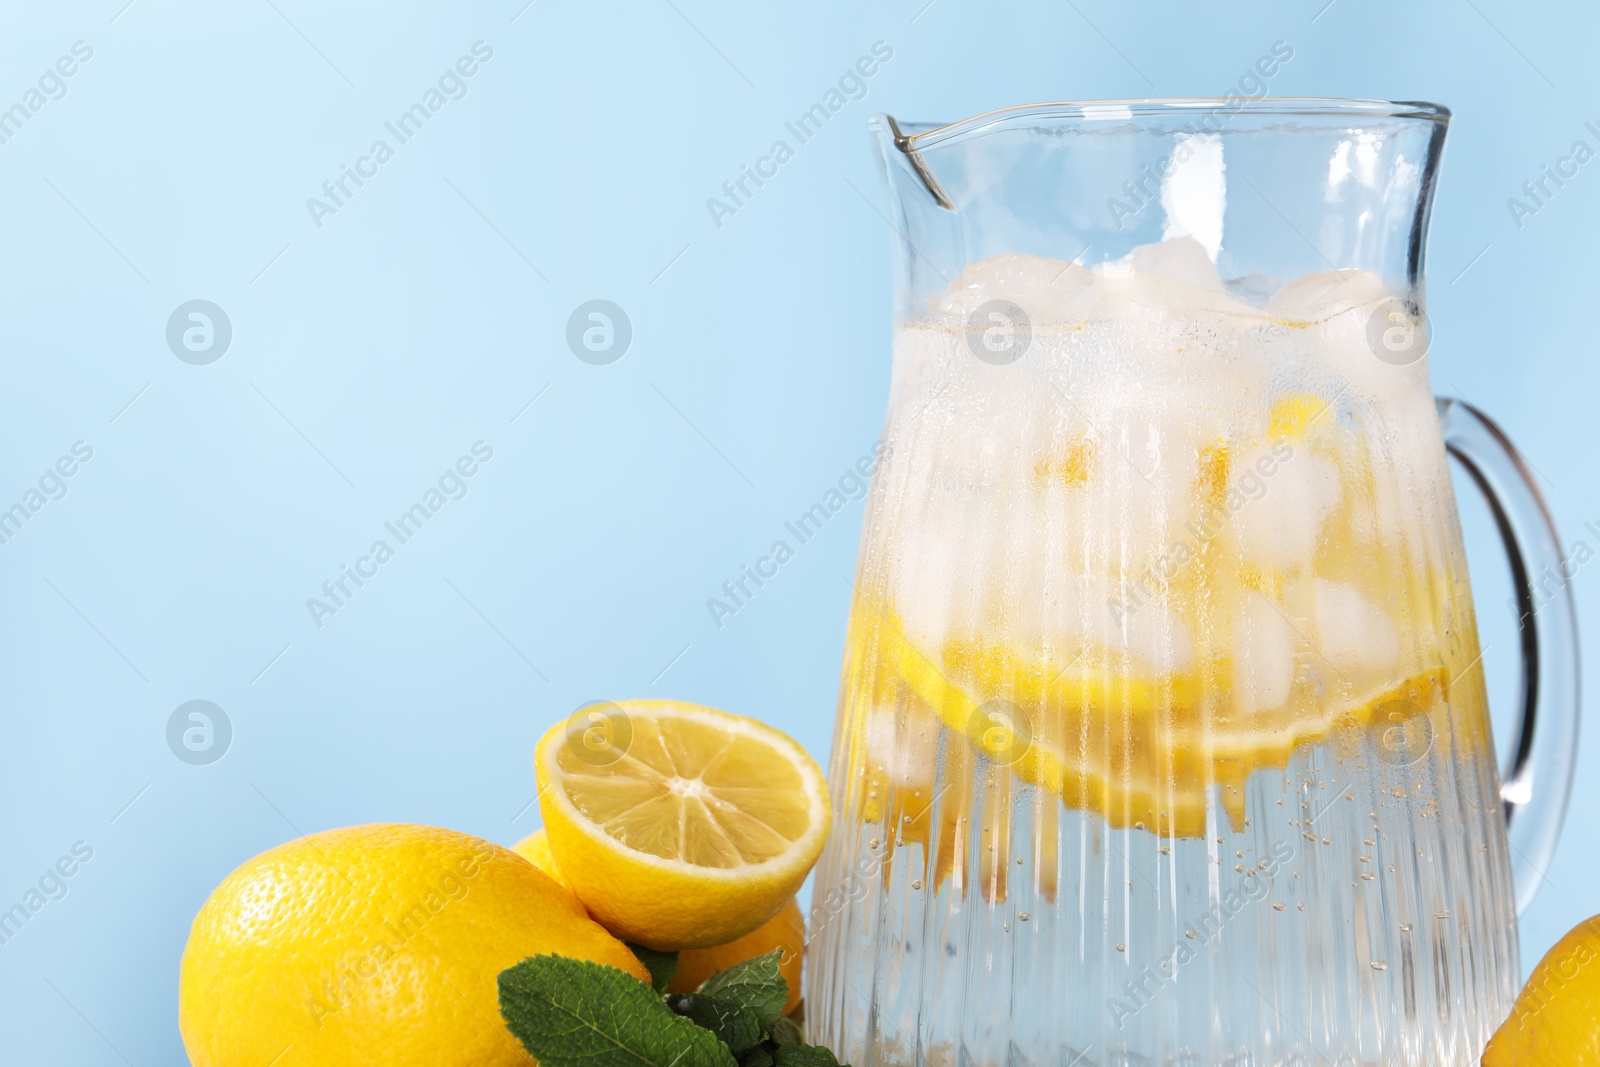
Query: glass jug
[[807, 100, 1580, 1066]]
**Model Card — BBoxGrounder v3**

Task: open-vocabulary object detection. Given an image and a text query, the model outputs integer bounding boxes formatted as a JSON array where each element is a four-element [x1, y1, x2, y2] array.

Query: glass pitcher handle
[[1437, 396, 1581, 916]]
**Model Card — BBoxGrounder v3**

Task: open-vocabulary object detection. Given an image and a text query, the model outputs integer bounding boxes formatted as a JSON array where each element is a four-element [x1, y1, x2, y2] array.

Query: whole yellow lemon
[[668, 898, 806, 1015], [178, 823, 647, 1067], [1484, 913, 1600, 1065], [511, 828, 575, 894]]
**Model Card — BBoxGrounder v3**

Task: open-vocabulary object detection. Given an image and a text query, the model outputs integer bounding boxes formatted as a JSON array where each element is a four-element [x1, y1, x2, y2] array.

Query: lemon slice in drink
[[859, 597, 1445, 840], [535, 699, 830, 951]]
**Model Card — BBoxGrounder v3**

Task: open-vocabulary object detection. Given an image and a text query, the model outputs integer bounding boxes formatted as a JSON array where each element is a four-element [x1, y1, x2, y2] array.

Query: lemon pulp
[[536, 700, 830, 949], [554, 712, 813, 867]]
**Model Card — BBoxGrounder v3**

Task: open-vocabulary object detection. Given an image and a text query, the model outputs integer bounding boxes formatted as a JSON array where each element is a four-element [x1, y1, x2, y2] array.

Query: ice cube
[[864, 706, 940, 785], [960, 251, 1094, 296], [1105, 599, 1195, 675], [1094, 237, 1260, 317], [1056, 418, 1203, 580], [934, 252, 1095, 324], [1232, 595, 1297, 716], [1017, 477, 1197, 677], [890, 521, 968, 653], [1224, 272, 1280, 307], [1314, 580, 1400, 676], [1228, 445, 1341, 571], [1268, 268, 1391, 323], [1036, 575, 1194, 677], [1267, 268, 1431, 404], [1103, 236, 1226, 292]]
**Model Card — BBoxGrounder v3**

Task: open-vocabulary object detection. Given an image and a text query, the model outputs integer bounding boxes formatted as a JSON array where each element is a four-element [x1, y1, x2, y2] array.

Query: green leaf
[[626, 942, 680, 994], [697, 950, 789, 1029], [498, 955, 737, 1067], [773, 1045, 842, 1067], [665, 993, 765, 1055], [768, 1014, 804, 1047], [742, 1046, 775, 1067]]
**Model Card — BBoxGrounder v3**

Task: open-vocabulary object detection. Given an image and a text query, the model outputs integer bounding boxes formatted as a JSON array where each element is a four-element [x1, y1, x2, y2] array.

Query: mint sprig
[[772, 1046, 842, 1067], [664, 993, 766, 1055], [768, 1015, 804, 1047], [737, 1045, 842, 1067], [498, 955, 735, 1067], [693, 950, 789, 1030], [498, 949, 847, 1067]]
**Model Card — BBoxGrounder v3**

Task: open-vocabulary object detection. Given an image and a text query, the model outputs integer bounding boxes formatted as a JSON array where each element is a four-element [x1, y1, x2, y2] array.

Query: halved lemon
[[535, 699, 830, 950]]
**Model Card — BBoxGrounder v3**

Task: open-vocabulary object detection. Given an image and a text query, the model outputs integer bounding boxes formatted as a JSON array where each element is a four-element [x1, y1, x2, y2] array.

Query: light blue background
[[0, 1, 1593, 1061]]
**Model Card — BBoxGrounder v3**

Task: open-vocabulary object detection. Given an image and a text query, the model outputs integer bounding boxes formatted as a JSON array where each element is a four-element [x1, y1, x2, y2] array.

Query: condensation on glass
[[806, 99, 1579, 1067]]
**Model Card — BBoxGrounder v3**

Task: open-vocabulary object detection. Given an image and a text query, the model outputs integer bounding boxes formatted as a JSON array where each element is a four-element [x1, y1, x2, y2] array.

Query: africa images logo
[[305, 41, 494, 229], [705, 41, 893, 229], [0, 41, 93, 148], [305, 442, 494, 629]]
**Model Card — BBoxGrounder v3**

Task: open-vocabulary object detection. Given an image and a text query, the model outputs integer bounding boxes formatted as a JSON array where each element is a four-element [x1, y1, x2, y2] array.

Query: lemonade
[[807, 239, 1520, 1065]]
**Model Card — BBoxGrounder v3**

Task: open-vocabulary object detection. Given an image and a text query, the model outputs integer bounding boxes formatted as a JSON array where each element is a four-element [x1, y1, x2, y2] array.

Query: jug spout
[[870, 114, 953, 211]]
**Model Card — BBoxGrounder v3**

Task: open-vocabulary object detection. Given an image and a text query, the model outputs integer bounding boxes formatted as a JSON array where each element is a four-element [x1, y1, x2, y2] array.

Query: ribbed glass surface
[[807, 278, 1520, 1065]]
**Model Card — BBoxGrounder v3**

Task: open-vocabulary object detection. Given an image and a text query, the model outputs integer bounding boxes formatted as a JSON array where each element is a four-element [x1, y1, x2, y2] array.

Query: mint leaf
[[499, 955, 736, 1067], [627, 942, 680, 994], [768, 1014, 803, 1047], [742, 1047, 775, 1067], [773, 1045, 841, 1067], [666, 993, 765, 1055], [697, 950, 789, 1029]]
